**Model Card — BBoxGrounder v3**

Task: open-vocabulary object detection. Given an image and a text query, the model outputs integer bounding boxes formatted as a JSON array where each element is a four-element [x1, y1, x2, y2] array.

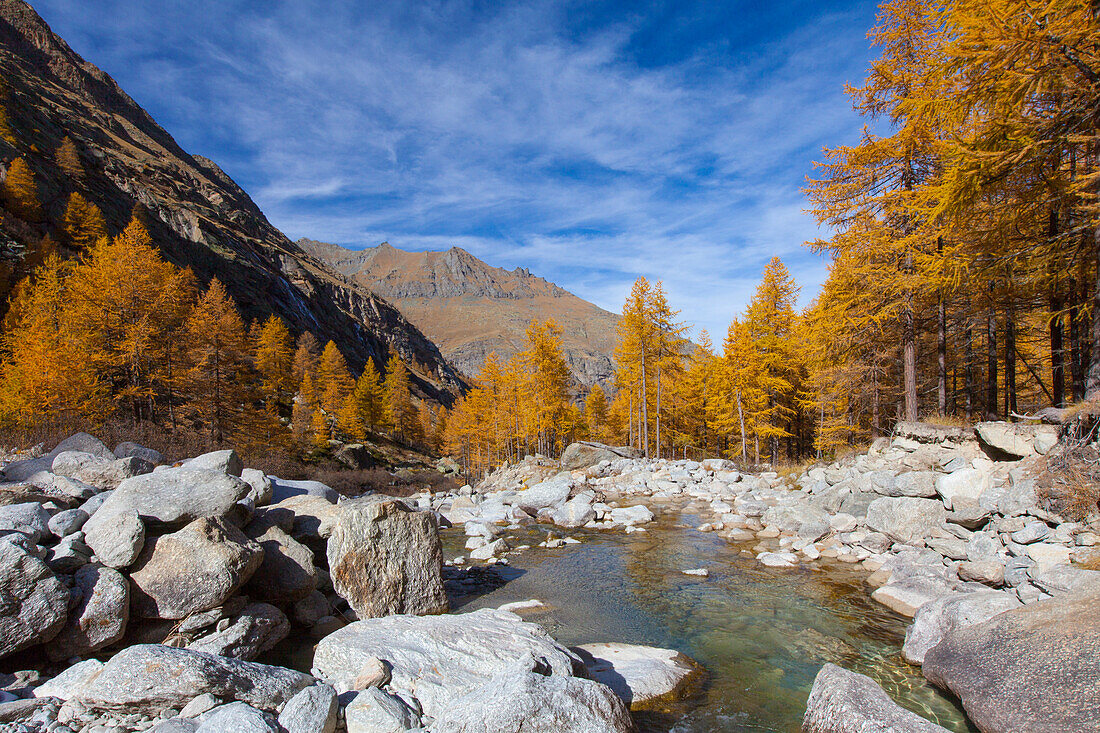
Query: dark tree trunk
[[987, 303, 998, 419]]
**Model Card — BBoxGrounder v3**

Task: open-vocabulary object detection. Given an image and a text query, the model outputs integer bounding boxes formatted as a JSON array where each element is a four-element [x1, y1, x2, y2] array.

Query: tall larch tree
[[2, 157, 41, 222], [56, 137, 84, 182], [383, 353, 418, 443], [254, 315, 295, 409], [62, 192, 108, 249]]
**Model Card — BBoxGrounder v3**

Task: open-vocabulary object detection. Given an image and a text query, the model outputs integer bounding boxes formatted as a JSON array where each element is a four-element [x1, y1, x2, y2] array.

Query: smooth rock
[[866, 497, 946, 544], [923, 589, 1100, 733], [957, 560, 1005, 587], [344, 687, 420, 733], [84, 507, 145, 569], [514, 473, 572, 513], [278, 683, 338, 733], [312, 608, 581, 720], [902, 590, 1022, 665], [241, 469, 273, 507], [195, 702, 277, 733], [572, 643, 703, 710], [114, 442, 165, 465], [802, 663, 950, 733], [430, 665, 635, 733], [76, 644, 312, 713], [32, 659, 103, 700], [129, 517, 263, 619], [0, 502, 50, 543], [934, 469, 989, 510], [326, 499, 447, 619], [184, 450, 243, 477], [48, 508, 89, 537], [244, 525, 316, 604], [90, 468, 252, 530], [270, 478, 340, 504], [560, 442, 637, 470]]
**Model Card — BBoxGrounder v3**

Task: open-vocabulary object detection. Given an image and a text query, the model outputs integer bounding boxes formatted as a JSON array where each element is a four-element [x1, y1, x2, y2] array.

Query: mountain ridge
[[0, 0, 464, 404], [299, 238, 620, 388]]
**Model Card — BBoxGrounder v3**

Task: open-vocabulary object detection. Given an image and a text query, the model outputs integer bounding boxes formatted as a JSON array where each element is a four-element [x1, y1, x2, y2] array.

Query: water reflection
[[449, 506, 976, 733]]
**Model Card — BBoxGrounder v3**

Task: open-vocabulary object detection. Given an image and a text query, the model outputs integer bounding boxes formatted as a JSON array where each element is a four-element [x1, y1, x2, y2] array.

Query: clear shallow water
[[445, 503, 976, 733]]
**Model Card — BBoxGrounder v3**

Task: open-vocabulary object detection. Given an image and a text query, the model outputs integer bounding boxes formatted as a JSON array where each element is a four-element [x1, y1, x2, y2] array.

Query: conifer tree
[[254, 315, 294, 408], [56, 136, 83, 181], [2, 157, 41, 222], [585, 384, 609, 441], [353, 358, 386, 432], [63, 192, 108, 249], [182, 278, 253, 445], [292, 332, 320, 387], [383, 353, 418, 443]]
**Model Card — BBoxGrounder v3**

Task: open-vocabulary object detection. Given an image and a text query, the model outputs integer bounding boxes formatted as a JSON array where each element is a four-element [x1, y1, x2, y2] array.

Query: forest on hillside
[[2, 0, 1099, 477], [443, 0, 1100, 475]]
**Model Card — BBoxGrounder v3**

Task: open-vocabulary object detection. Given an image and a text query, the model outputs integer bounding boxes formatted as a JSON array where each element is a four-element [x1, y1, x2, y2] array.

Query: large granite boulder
[[922, 589, 1100, 732], [53, 452, 154, 491], [129, 517, 263, 619], [2, 433, 113, 482], [571, 643, 704, 711], [0, 502, 50, 543], [513, 473, 573, 513], [75, 644, 312, 713], [431, 664, 636, 733], [46, 564, 129, 661], [277, 683, 338, 733], [184, 450, 243, 476], [902, 590, 1021, 665], [0, 542, 69, 657], [560, 442, 638, 471], [326, 499, 447, 619], [84, 507, 145, 569], [802, 663, 950, 733], [762, 504, 830, 541], [934, 469, 989, 510], [87, 468, 252, 530], [866, 497, 946, 544], [312, 608, 583, 720], [974, 422, 1058, 459]]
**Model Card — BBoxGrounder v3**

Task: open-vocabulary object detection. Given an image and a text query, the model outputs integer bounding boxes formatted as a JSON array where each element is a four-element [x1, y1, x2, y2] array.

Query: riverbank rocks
[[277, 683, 338, 733], [866, 497, 946, 544], [46, 564, 129, 661], [560, 442, 637, 471], [244, 525, 317, 604], [975, 422, 1057, 459], [327, 498, 447, 619], [129, 517, 263, 619], [902, 590, 1021, 665], [515, 473, 573, 513], [0, 542, 68, 657], [572, 642, 704, 711], [922, 589, 1100, 733], [802, 663, 951, 733], [85, 507, 145, 569], [934, 469, 989, 510], [431, 664, 636, 733], [187, 603, 289, 661], [75, 644, 313, 714], [313, 608, 583, 721], [90, 468, 252, 530]]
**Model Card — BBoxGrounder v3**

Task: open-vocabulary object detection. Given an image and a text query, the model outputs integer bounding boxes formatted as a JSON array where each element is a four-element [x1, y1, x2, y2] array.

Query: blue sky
[[33, 0, 879, 339]]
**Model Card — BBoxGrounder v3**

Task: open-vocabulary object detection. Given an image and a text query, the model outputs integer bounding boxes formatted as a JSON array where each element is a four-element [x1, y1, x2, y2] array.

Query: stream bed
[[443, 504, 975, 733]]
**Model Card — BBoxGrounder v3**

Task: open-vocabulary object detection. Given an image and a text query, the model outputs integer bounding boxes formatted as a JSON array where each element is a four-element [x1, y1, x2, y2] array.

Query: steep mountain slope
[[300, 240, 620, 387], [0, 0, 463, 403]]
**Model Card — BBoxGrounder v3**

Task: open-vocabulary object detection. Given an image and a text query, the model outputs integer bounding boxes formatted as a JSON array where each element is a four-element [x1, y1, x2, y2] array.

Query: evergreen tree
[[63, 192, 108, 249], [56, 136, 83, 181], [254, 315, 294, 408], [353, 358, 386, 432], [2, 157, 41, 222], [383, 353, 418, 443], [585, 384, 609, 441]]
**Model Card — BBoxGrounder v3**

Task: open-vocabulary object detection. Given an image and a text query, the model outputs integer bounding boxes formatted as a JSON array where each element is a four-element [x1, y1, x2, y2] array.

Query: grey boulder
[[84, 507, 145, 569], [195, 702, 277, 732], [187, 603, 289, 661], [902, 590, 1021, 665], [244, 525, 317, 604], [571, 642, 703, 710], [129, 517, 263, 619], [327, 499, 447, 619], [802, 663, 950, 733], [923, 589, 1100, 733], [0, 542, 69, 657], [277, 683, 338, 733], [91, 468, 252, 530], [75, 644, 313, 713], [114, 441, 165, 465], [866, 497, 946, 544], [46, 564, 129, 661]]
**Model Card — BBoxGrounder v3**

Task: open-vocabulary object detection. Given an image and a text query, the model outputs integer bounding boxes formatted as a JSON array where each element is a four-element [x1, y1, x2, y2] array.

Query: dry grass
[[1032, 416, 1100, 521]]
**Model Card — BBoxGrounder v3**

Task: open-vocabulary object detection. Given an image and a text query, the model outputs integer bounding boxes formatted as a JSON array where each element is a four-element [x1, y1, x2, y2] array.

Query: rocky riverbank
[[2, 423, 1096, 731], [413, 426, 1099, 732], [0, 434, 699, 733]]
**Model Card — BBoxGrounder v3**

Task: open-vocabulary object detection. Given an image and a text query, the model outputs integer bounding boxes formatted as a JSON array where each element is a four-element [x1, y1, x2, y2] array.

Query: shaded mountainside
[[0, 0, 463, 404], [300, 240, 620, 388]]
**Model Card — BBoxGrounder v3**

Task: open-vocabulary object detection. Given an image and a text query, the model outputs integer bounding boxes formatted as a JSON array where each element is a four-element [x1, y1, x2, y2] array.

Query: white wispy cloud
[[32, 0, 878, 338]]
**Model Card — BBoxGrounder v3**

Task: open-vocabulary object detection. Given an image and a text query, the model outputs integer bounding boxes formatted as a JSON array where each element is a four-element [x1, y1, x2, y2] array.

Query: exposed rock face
[[572, 643, 704, 711], [922, 590, 1100, 733], [0, 542, 68, 657], [243, 525, 317, 604], [75, 644, 313, 714], [312, 609, 583, 721], [301, 239, 619, 388], [0, 0, 463, 404], [974, 422, 1058, 459], [326, 499, 447, 619], [802, 663, 950, 733], [46, 564, 129, 661], [129, 517, 263, 619]]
